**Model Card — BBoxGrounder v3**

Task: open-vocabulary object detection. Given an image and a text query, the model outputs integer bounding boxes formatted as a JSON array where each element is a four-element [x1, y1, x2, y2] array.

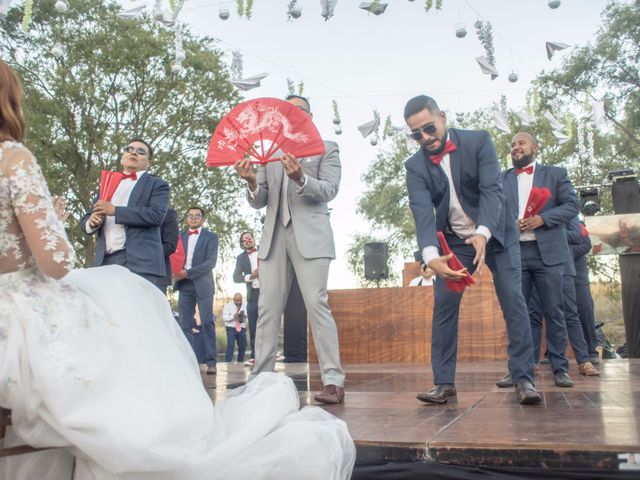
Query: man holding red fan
[[500, 132, 580, 388], [404, 96, 541, 405], [234, 95, 346, 405], [80, 138, 169, 289]]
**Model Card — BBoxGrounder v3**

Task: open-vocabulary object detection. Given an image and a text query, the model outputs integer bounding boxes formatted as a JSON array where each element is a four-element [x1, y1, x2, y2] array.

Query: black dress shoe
[[206, 365, 217, 375], [554, 371, 574, 387], [416, 384, 457, 404], [495, 372, 513, 388], [515, 380, 542, 405]]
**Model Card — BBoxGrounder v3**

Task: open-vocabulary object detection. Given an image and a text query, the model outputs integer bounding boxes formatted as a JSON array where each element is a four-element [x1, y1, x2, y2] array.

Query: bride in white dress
[[0, 60, 355, 480]]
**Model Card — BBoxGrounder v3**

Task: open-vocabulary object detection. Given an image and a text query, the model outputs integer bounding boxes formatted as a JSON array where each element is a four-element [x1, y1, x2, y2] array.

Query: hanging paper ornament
[[474, 20, 497, 75], [454, 23, 467, 38], [287, 0, 302, 20], [508, 70, 518, 83], [219, 7, 230, 20], [54, 0, 68, 13], [456, 112, 464, 123], [51, 44, 64, 59], [545, 41, 570, 60], [552, 130, 570, 144], [286, 78, 296, 96], [360, 1, 388, 15], [332, 100, 341, 125], [334, 126, 343, 135], [117, 4, 145, 20], [591, 100, 605, 128], [370, 134, 379, 146], [543, 112, 564, 131], [492, 111, 510, 134], [516, 109, 535, 126], [171, 62, 183, 74], [475, 56, 498, 79], [231, 50, 243, 81], [320, 0, 337, 21], [548, 0, 561, 9], [231, 73, 269, 91], [358, 111, 380, 139]]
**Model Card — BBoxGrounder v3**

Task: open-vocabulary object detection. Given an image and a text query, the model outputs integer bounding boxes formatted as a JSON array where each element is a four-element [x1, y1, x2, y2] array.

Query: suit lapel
[[448, 132, 462, 201], [127, 172, 148, 207], [505, 171, 518, 214], [533, 163, 544, 188]]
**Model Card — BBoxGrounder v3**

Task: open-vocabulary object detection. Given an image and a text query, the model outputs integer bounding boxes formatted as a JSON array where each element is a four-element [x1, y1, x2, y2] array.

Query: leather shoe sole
[[416, 387, 457, 404]]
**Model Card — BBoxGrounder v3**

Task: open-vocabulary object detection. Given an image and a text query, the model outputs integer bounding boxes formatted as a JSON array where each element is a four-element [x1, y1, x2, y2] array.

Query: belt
[[519, 240, 537, 245], [104, 249, 125, 256]]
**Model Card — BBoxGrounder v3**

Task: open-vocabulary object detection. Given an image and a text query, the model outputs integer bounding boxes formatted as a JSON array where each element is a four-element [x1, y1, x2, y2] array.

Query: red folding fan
[[99, 171, 125, 201], [437, 231, 475, 293], [206, 97, 325, 167], [523, 187, 551, 219], [170, 237, 186, 275]]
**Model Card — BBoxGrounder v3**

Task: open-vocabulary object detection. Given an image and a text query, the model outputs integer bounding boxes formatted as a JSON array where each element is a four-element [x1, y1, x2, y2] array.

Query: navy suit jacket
[[405, 128, 518, 255], [174, 228, 219, 298], [501, 163, 579, 267], [161, 208, 179, 280], [568, 218, 592, 286], [233, 250, 258, 302], [80, 172, 169, 277]]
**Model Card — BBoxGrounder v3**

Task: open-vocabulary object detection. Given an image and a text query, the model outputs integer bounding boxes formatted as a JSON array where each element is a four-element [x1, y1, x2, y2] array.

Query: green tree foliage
[[0, 0, 245, 268]]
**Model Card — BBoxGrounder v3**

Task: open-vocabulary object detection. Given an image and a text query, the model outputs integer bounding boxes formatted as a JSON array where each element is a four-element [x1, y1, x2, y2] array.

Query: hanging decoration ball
[[54, 0, 68, 13], [51, 44, 64, 59], [456, 112, 465, 123], [171, 63, 183, 74], [219, 7, 230, 20], [454, 24, 467, 38], [289, 5, 302, 19], [548, 0, 561, 8], [332, 117, 341, 125], [175, 50, 186, 62], [334, 127, 342, 135], [508, 71, 519, 83], [370, 135, 379, 146]]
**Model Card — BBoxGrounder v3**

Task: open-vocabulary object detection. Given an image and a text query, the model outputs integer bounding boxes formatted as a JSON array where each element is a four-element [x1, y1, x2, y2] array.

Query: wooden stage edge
[[204, 359, 640, 471]]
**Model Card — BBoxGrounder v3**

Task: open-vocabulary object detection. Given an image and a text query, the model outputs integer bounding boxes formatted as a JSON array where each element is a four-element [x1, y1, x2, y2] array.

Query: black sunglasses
[[124, 145, 148, 155], [409, 123, 437, 141]]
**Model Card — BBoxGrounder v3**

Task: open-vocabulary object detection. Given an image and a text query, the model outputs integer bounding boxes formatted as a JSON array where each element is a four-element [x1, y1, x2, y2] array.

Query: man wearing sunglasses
[[81, 138, 169, 289], [404, 95, 541, 405]]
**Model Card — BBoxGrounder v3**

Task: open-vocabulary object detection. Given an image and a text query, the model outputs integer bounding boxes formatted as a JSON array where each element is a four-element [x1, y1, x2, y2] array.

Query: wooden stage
[[202, 360, 640, 474]]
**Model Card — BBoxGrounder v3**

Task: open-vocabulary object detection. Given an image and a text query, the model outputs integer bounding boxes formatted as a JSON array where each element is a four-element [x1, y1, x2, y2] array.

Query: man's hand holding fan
[[434, 232, 476, 293], [518, 187, 551, 232]]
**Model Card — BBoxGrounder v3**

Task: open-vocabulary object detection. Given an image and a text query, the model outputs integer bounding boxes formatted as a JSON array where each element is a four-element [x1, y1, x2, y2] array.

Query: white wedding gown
[[0, 141, 355, 479]]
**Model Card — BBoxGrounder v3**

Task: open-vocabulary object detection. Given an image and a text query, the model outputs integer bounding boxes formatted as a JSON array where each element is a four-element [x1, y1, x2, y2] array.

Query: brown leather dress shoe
[[206, 365, 217, 375], [578, 361, 599, 376], [515, 380, 542, 405], [416, 384, 457, 404], [314, 385, 345, 404]]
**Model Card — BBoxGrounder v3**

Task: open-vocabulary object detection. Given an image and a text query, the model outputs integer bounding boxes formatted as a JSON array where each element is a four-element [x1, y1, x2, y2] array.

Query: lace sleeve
[[3, 145, 76, 278]]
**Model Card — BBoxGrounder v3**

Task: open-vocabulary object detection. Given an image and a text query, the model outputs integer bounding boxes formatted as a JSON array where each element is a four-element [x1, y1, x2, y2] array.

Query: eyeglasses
[[124, 146, 148, 155], [408, 123, 437, 141], [187, 214, 203, 219]]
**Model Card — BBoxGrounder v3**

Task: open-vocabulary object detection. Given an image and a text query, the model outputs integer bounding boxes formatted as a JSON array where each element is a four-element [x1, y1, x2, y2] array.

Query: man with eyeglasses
[[81, 138, 169, 289], [174, 207, 219, 375], [404, 95, 541, 405], [234, 95, 346, 405], [233, 231, 260, 366]]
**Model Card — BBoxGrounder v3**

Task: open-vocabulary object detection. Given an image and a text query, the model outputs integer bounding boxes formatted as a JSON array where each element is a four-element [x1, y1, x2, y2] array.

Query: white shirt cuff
[[248, 185, 260, 199], [422, 246, 440, 268], [295, 174, 307, 192], [244, 274, 251, 282], [475, 225, 492, 241], [85, 221, 95, 234]]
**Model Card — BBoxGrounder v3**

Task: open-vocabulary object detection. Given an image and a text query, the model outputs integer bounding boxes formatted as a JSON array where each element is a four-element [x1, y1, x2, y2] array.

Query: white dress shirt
[[517, 162, 537, 242], [185, 229, 200, 270], [86, 170, 146, 254], [422, 154, 491, 266], [243, 249, 260, 289], [222, 301, 248, 328]]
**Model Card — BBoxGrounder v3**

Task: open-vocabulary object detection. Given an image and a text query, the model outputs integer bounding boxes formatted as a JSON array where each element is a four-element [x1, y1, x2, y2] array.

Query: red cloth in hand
[[170, 237, 186, 275], [437, 231, 475, 293], [523, 187, 551, 219], [99, 171, 125, 201]]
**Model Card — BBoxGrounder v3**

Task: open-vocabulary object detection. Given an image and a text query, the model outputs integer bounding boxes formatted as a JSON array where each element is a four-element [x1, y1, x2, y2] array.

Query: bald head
[[511, 131, 539, 168]]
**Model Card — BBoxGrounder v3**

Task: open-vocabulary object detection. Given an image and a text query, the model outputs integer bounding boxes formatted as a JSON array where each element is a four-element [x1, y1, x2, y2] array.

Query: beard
[[422, 130, 448, 156], [512, 153, 535, 169]]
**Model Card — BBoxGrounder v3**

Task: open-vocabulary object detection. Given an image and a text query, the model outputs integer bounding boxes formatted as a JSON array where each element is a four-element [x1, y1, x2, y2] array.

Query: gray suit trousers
[[250, 222, 345, 387]]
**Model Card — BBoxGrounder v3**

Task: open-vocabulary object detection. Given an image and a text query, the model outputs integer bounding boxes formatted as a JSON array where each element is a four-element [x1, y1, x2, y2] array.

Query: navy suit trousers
[[575, 284, 598, 357], [520, 242, 569, 374], [178, 280, 217, 367], [247, 288, 259, 359], [101, 250, 163, 290], [431, 234, 534, 385]]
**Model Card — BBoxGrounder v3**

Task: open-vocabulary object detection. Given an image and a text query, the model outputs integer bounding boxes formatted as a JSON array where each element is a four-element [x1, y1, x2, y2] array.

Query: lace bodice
[[0, 141, 75, 278]]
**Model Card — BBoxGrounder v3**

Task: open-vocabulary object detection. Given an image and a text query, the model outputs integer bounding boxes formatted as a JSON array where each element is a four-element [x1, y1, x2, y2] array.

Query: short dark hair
[[188, 206, 205, 217], [285, 94, 311, 113], [128, 137, 154, 160], [403, 95, 440, 120], [239, 230, 254, 248]]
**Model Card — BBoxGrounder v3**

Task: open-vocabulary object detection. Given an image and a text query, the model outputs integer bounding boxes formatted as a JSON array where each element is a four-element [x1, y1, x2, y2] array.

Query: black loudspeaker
[[364, 242, 389, 280], [611, 177, 640, 214]]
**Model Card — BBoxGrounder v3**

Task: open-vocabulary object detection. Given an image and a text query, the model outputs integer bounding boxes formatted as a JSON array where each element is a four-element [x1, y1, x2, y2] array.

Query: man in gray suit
[[234, 95, 345, 404]]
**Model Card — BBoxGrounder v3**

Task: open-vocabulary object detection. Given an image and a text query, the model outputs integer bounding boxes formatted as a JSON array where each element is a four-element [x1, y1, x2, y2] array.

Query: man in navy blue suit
[[174, 207, 219, 375], [501, 132, 579, 388], [160, 207, 179, 294], [233, 231, 260, 365], [81, 138, 169, 290], [404, 95, 541, 405]]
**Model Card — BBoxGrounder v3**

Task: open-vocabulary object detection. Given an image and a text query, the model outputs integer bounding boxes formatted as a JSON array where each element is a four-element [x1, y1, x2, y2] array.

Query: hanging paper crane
[[358, 111, 381, 138], [231, 73, 270, 91], [320, 0, 338, 20], [492, 112, 510, 134], [543, 112, 564, 131], [359, 1, 388, 15], [552, 130, 570, 144], [545, 41, 570, 60], [117, 3, 146, 19], [475, 56, 499, 79], [516, 109, 535, 126]]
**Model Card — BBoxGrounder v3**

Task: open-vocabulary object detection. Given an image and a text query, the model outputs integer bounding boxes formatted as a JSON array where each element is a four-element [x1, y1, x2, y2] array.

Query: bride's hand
[[52, 196, 70, 223]]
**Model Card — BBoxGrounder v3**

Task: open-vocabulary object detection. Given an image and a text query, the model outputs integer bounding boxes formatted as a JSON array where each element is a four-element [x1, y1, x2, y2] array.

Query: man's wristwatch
[[296, 174, 307, 188]]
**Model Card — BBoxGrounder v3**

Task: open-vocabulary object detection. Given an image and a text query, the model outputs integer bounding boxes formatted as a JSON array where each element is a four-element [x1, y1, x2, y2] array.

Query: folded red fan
[[170, 237, 186, 275], [437, 231, 475, 293], [206, 97, 326, 167], [523, 187, 551, 219], [99, 170, 125, 201], [579, 223, 589, 237]]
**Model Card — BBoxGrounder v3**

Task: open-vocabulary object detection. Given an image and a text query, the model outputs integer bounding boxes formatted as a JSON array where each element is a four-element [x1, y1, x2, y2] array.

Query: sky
[[170, 0, 610, 295]]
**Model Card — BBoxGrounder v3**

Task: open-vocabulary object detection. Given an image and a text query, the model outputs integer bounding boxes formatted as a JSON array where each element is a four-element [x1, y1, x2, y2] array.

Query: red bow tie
[[247, 248, 257, 254], [122, 172, 137, 180], [188, 229, 199, 236], [429, 140, 457, 165], [516, 166, 534, 175]]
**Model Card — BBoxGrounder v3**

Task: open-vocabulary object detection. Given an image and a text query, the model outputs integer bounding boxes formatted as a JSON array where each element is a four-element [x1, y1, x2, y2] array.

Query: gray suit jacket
[[247, 140, 340, 260]]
